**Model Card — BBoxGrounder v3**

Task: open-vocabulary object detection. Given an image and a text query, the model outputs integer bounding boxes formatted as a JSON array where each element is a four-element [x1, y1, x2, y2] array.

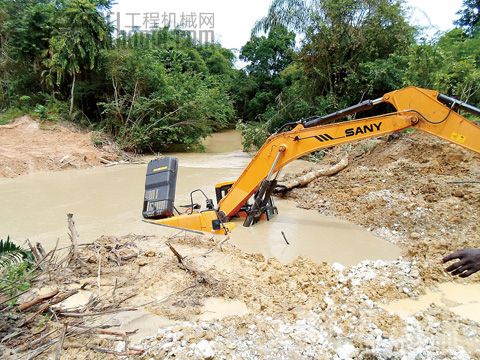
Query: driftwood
[[99, 157, 145, 167], [274, 157, 349, 194]]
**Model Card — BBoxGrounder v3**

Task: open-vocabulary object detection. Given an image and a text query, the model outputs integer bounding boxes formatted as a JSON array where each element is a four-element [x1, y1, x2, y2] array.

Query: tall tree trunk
[[69, 73, 76, 117]]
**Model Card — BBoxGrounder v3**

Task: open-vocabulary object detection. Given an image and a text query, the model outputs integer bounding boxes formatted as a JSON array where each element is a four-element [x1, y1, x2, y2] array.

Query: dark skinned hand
[[442, 248, 480, 278]]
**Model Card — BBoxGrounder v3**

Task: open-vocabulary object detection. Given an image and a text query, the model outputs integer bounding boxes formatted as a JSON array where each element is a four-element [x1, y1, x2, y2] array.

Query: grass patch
[[0, 108, 24, 125]]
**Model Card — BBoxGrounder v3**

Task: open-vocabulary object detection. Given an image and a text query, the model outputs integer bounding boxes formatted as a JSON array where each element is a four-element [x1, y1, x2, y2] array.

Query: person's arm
[[443, 249, 480, 278]]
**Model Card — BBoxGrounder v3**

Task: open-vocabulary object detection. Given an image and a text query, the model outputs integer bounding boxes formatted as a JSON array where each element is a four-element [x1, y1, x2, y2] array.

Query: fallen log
[[274, 157, 348, 194]]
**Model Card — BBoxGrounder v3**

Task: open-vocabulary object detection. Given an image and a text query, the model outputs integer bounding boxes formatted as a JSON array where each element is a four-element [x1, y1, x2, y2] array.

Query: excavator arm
[[149, 87, 480, 234]]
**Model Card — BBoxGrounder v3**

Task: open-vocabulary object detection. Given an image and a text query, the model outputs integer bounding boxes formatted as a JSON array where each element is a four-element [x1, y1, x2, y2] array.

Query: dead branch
[[95, 328, 138, 337], [59, 307, 137, 318], [35, 243, 47, 259], [21, 303, 50, 326], [15, 329, 59, 352], [166, 242, 211, 284], [50, 290, 79, 306], [18, 289, 59, 311], [166, 242, 184, 263], [202, 236, 230, 256], [54, 324, 67, 360], [95, 243, 102, 297], [67, 214, 79, 261], [114, 292, 138, 307], [26, 240, 44, 268], [90, 347, 144, 356]]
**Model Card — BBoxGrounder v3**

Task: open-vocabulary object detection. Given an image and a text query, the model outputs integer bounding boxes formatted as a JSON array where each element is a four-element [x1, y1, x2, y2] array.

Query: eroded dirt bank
[[0, 116, 123, 177]]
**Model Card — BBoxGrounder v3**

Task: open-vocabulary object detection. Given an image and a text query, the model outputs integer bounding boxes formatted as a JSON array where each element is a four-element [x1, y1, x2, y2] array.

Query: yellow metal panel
[[152, 211, 236, 234]]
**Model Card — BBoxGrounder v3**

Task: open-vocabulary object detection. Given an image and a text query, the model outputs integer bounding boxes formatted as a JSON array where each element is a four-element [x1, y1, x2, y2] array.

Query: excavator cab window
[[215, 182, 234, 204]]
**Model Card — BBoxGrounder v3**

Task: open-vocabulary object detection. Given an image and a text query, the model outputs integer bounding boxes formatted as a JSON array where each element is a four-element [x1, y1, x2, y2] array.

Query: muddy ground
[[0, 116, 124, 177], [1, 123, 480, 359]]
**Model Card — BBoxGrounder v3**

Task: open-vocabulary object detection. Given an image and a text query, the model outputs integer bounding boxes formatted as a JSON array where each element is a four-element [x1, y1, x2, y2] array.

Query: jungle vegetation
[[0, 0, 479, 151]]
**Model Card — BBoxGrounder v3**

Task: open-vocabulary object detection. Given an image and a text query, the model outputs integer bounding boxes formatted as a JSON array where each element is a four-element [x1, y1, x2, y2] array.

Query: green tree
[[254, 0, 414, 99], [455, 0, 480, 35], [239, 25, 296, 121], [43, 0, 111, 116], [98, 30, 237, 152]]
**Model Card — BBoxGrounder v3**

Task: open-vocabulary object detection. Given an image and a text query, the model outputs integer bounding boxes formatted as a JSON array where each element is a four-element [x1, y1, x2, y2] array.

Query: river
[[0, 130, 400, 266]]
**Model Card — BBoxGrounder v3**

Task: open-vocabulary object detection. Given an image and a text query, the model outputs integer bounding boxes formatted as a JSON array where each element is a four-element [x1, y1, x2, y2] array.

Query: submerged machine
[[142, 87, 480, 235]]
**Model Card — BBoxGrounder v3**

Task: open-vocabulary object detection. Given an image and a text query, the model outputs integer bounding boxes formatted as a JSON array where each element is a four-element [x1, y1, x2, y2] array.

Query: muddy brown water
[[0, 130, 400, 266], [383, 282, 480, 323]]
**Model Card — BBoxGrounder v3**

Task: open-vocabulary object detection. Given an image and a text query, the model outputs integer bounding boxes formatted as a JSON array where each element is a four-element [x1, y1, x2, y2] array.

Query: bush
[[237, 121, 270, 151], [0, 108, 24, 125]]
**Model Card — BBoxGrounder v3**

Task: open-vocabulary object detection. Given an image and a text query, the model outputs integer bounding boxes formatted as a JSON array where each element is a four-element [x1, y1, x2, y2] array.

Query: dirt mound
[[5, 233, 480, 359], [0, 116, 122, 178], [284, 131, 480, 283]]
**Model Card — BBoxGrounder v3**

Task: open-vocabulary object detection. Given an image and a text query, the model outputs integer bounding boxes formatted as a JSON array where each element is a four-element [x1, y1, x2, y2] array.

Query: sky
[[110, 0, 464, 52]]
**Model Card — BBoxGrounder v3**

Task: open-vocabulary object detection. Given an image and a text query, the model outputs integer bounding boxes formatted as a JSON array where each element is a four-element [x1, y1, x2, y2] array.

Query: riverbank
[[0, 116, 126, 178]]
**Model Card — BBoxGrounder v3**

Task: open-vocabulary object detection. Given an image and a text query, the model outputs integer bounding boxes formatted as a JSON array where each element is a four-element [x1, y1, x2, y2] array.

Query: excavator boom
[[218, 87, 480, 218], [146, 87, 480, 234]]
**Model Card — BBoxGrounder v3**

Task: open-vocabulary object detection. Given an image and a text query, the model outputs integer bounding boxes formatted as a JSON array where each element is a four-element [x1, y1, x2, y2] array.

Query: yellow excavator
[[142, 86, 480, 234]]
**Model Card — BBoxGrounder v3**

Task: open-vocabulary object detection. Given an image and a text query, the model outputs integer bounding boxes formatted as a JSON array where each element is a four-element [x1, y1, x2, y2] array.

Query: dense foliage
[[0, 0, 479, 151], [0, 0, 237, 151], [238, 0, 480, 149]]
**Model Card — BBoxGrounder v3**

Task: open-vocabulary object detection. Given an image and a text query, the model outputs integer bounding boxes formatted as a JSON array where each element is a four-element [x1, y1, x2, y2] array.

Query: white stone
[[195, 340, 215, 359], [324, 296, 334, 307], [333, 326, 343, 336], [373, 328, 383, 338], [351, 279, 361, 286], [114, 341, 125, 353], [332, 262, 345, 272], [336, 343, 356, 359]]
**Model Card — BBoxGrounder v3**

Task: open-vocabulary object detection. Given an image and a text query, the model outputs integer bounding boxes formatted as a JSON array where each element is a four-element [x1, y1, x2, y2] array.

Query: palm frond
[[0, 236, 33, 267]]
